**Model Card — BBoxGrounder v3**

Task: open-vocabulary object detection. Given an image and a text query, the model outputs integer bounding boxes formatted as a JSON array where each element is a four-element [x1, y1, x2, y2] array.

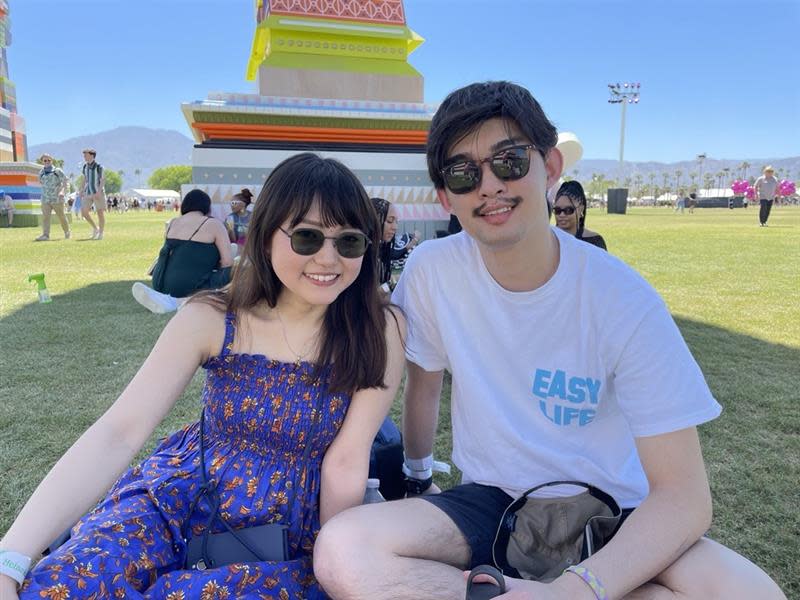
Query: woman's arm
[[0, 303, 222, 564], [212, 219, 234, 267], [319, 308, 407, 523]]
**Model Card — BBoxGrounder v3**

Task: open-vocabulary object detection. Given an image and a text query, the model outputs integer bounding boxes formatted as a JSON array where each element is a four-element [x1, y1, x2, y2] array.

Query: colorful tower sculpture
[[0, 0, 25, 161], [182, 0, 447, 231], [0, 0, 43, 227]]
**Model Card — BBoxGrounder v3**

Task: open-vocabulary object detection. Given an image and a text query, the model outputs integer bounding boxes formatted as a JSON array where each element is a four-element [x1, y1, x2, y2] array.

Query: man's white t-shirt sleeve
[[612, 301, 722, 437], [392, 249, 449, 372]]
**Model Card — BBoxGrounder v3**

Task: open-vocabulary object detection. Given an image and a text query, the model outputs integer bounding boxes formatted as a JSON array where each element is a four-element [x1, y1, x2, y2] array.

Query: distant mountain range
[[29, 127, 195, 189], [29, 127, 799, 189]]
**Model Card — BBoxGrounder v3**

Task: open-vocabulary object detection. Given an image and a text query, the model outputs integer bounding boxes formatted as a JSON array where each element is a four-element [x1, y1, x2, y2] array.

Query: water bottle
[[363, 478, 385, 504], [28, 273, 52, 303]]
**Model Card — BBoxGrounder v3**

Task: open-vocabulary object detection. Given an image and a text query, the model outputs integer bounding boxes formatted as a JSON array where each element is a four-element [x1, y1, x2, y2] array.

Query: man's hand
[[465, 572, 558, 600], [465, 572, 594, 600]]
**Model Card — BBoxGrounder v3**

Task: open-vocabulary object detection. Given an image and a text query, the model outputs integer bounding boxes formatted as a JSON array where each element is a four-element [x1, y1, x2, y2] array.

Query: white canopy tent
[[126, 189, 181, 203]]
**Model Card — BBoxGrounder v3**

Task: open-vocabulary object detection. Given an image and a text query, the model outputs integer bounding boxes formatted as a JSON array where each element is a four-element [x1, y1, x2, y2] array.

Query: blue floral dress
[[21, 312, 350, 599]]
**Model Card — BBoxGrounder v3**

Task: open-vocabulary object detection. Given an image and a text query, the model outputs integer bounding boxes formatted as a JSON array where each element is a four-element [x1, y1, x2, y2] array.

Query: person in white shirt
[[754, 165, 779, 226], [313, 81, 786, 600]]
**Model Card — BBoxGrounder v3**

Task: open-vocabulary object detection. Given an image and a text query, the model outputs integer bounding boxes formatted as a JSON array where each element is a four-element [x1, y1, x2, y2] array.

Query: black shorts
[[422, 483, 635, 568]]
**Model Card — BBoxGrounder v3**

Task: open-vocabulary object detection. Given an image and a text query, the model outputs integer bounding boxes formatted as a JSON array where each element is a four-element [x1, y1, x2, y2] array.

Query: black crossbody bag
[[184, 408, 318, 570]]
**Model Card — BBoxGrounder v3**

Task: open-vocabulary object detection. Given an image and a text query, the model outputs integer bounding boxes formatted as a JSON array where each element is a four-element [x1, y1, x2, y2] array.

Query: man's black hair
[[426, 81, 558, 189]]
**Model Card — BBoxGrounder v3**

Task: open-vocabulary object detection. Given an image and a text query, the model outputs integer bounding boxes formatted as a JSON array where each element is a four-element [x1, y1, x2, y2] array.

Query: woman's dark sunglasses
[[280, 227, 371, 258], [440, 144, 536, 194], [553, 206, 576, 216]]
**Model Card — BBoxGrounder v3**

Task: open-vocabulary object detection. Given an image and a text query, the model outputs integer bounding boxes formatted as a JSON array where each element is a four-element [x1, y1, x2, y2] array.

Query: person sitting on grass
[[0, 152, 405, 600], [370, 197, 418, 290], [131, 189, 233, 314], [552, 180, 607, 250], [312, 80, 786, 600], [0, 189, 13, 227], [225, 188, 254, 254]]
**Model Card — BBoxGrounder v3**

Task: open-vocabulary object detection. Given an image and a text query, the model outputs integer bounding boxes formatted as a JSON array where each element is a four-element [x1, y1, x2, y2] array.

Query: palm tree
[[134, 168, 142, 187], [739, 161, 750, 180], [633, 173, 644, 198], [689, 171, 698, 191], [674, 170, 683, 191], [715, 171, 725, 196], [703, 173, 714, 194], [661, 172, 670, 201]]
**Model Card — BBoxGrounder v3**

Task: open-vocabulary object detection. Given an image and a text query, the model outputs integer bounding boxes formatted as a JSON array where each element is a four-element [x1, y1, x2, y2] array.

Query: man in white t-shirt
[[313, 82, 785, 600]]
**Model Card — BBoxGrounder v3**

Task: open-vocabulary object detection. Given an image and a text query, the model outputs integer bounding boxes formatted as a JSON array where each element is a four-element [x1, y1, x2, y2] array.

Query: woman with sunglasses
[[553, 180, 607, 250], [226, 188, 254, 251], [2, 153, 405, 600]]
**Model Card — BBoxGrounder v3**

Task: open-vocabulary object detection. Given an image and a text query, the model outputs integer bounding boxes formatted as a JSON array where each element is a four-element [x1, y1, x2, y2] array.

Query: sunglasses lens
[[290, 229, 325, 255], [554, 207, 575, 216], [289, 229, 369, 258], [491, 148, 530, 180], [444, 163, 480, 194], [335, 232, 369, 258]]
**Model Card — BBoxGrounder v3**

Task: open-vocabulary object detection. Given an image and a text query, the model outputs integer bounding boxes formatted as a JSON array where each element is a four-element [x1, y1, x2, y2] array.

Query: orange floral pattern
[[21, 313, 349, 599]]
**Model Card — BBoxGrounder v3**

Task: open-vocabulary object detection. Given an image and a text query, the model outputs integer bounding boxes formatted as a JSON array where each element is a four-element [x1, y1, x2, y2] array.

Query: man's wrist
[[557, 566, 609, 600], [404, 473, 433, 495]]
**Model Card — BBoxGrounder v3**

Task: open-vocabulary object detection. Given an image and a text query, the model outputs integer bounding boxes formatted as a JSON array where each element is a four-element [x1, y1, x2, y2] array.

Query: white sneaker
[[65, 230, 71, 239], [34, 234, 50, 242], [95, 230, 103, 240], [131, 282, 179, 314], [91, 228, 99, 239]]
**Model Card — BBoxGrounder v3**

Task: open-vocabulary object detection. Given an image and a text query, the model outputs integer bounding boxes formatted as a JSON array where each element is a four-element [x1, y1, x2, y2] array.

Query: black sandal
[[466, 564, 506, 600]]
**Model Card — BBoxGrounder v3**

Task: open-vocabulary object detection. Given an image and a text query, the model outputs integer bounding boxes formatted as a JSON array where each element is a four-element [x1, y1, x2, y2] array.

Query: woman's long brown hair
[[194, 153, 388, 395]]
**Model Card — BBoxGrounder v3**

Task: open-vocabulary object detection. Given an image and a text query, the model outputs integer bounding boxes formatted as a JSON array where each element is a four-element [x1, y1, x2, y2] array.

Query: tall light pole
[[607, 82, 641, 181]]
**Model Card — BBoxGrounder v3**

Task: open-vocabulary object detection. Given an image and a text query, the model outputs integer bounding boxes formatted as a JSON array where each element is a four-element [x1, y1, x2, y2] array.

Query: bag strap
[[188, 403, 321, 562]]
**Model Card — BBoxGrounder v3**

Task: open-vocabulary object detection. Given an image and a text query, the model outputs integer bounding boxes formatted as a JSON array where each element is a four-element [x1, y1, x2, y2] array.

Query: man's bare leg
[[619, 537, 785, 599], [82, 208, 97, 233], [315, 498, 471, 600]]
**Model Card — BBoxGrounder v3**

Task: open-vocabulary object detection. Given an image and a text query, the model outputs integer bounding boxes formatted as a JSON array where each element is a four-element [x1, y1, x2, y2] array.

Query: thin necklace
[[275, 307, 316, 366]]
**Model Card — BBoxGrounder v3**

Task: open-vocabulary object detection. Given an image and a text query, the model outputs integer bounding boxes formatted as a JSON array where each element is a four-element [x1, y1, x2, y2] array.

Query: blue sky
[[11, 0, 799, 162]]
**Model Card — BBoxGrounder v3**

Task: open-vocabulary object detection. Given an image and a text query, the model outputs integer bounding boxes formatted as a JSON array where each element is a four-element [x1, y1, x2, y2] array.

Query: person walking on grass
[[35, 154, 71, 241], [80, 148, 106, 239], [313, 80, 786, 600], [754, 165, 779, 226]]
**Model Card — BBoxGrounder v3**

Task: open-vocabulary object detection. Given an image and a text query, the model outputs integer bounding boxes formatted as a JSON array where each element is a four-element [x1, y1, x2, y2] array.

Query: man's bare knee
[[314, 499, 472, 598]]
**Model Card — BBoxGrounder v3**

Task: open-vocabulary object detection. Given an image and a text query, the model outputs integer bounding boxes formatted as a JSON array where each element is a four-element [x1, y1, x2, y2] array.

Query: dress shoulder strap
[[188, 217, 211, 241], [220, 311, 236, 356]]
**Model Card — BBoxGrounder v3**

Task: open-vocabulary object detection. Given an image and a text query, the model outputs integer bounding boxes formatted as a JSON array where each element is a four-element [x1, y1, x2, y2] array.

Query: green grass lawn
[[1, 207, 798, 595]]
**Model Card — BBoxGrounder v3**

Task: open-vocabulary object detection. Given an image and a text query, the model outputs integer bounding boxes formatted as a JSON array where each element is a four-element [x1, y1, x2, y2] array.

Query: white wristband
[[0, 550, 32, 585], [403, 453, 433, 472], [402, 463, 433, 480]]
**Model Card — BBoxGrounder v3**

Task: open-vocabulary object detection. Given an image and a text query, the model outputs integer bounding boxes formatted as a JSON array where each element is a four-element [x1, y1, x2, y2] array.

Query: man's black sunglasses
[[440, 144, 537, 194], [279, 227, 371, 258], [553, 206, 576, 216]]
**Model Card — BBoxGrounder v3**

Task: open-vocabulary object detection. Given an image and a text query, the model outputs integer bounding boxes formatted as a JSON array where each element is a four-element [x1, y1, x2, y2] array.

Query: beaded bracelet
[[564, 565, 609, 600]]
